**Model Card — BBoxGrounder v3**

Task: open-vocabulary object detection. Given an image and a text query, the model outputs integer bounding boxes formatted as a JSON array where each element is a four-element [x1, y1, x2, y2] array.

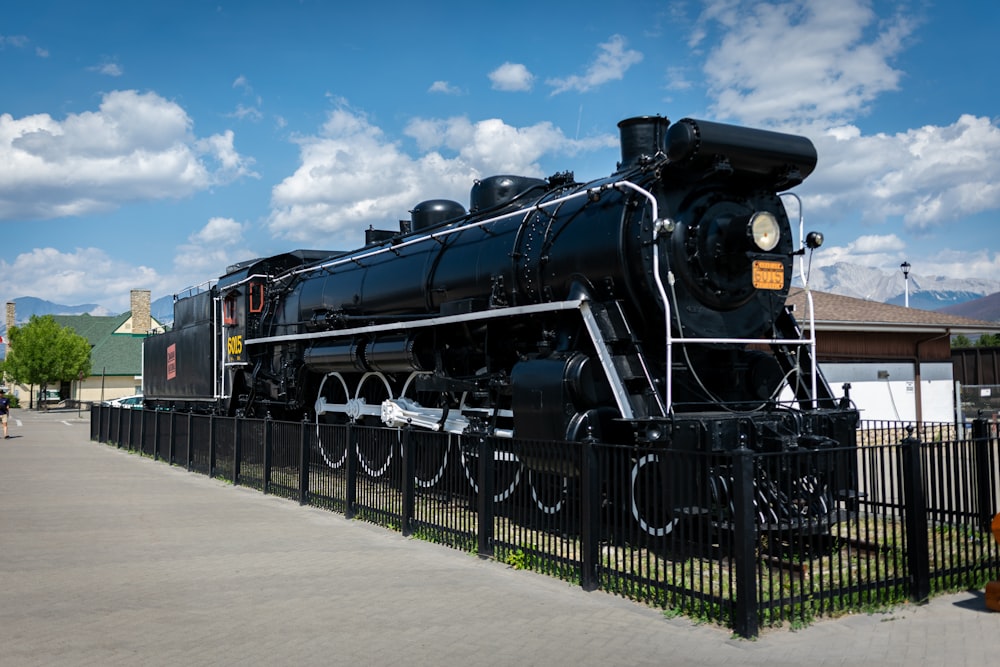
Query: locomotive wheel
[[354, 372, 395, 477], [630, 453, 679, 537], [459, 446, 523, 504], [528, 469, 569, 515], [754, 470, 834, 530], [401, 371, 451, 489], [314, 372, 350, 469], [353, 372, 394, 425]]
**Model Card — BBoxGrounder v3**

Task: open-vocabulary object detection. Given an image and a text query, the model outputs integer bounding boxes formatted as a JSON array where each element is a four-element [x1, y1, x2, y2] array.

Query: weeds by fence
[[90, 407, 1000, 637]]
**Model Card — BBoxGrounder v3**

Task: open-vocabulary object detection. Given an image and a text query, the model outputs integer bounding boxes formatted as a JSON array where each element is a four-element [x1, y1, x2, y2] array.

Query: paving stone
[[0, 409, 995, 666]]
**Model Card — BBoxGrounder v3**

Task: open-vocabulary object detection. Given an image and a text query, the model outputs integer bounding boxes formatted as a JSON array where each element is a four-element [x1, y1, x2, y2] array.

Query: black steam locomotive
[[144, 114, 858, 533]]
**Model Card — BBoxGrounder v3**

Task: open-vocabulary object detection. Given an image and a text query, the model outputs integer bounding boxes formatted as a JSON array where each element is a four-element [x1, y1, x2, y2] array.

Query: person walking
[[0, 389, 10, 439]]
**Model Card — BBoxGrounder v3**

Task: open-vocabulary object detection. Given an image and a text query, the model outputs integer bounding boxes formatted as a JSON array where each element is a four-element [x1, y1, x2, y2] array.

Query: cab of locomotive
[[218, 260, 266, 369]]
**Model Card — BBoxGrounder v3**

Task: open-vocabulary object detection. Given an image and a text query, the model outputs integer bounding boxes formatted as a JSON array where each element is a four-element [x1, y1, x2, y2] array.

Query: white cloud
[[808, 233, 906, 270], [193, 216, 245, 244], [429, 80, 463, 95], [89, 60, 123, 77], [696, 0, 915, 127], [173, 217, 254, 278], [687, 2, 1000, 244], [405, 116, 610, 173], [665, 66, 693, 91], [0, 35, 30, 49], [267, 107, 616, 245], [848, 234, 904, 255], [917, 249, 1000, 282], [0, 247, 164, 313], [229, 104, 263, 121], [800, 114, 1000, 231], [229, 76, 263, 121], [488, 63, 534, 92], [547, 35, 643, 95], [267, 108, 455, 246], [0, 90, 256, 221]]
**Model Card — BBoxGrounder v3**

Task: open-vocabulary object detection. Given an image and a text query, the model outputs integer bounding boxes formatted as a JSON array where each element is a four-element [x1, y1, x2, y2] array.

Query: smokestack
[[131, 289, 151, 335], [617, 115, 669, 169]]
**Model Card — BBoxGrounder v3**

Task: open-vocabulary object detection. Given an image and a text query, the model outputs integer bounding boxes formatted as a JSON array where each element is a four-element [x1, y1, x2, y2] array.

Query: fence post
[[233, 417, 242, 486], [402, 427, 415, 536], [153, 410, 160, 461], [133, 409, 140, 450], [731, 445, 759, 639], [579, 432, 601, 591], [208, 414, 216, 478], [477, 435, 495, 559], [263, 415, 272, 495], [901, 427, 930, 603], [972, 416, 994, 531], [168, 410, 176, 465], [299, 416, 311, 505], [138, 410, 145, 456], [345, 423, 357, 519], [185, 413, 193, 471]]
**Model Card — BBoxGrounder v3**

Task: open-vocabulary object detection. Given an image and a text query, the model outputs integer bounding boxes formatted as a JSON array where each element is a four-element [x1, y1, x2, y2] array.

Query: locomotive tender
[[144, 114, 859, 530]]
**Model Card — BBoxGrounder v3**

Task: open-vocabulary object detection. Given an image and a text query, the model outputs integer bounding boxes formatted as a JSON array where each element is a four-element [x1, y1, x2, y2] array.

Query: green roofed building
[[5, 290, 165, 407]]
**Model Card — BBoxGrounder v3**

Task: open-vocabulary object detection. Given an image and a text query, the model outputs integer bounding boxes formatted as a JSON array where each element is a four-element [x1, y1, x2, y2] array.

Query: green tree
[[951, 334, 972, 348], [977, 333, 1000, 347], [4, 315, 91, 409]]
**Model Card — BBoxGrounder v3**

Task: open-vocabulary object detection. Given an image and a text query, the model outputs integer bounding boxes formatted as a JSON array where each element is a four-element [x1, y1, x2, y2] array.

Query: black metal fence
[[90, 407, 1000, 637]]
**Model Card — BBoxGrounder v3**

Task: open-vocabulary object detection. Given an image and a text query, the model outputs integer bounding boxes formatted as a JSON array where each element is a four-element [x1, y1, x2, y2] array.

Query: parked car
[[103, 394, 145, 410], [38, 389, 62, 405]]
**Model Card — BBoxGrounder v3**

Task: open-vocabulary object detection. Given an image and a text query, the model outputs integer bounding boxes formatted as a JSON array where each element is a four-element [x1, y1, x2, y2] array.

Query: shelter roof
[[51, 312, 144, 376], [786, 288, 1000, 334]]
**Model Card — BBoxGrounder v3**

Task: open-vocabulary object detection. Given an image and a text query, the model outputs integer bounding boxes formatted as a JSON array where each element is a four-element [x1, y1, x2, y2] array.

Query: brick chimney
[[131, 289, 151, 334]]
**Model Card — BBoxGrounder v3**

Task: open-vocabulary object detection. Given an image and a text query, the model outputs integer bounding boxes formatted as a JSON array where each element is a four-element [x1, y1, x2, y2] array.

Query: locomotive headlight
[[750, 211, 780, 252]]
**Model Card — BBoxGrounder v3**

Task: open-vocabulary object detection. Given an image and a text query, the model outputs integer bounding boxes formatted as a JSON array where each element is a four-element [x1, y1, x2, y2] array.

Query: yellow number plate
[[752, 260, 785, 290]]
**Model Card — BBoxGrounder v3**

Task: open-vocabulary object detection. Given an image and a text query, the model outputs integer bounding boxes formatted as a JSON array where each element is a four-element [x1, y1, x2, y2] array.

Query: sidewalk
[[0, 407, 995, 666]]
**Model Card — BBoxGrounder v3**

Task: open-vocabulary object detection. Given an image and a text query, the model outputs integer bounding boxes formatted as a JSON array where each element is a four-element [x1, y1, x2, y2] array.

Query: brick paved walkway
[[0, 408, 995, 666]]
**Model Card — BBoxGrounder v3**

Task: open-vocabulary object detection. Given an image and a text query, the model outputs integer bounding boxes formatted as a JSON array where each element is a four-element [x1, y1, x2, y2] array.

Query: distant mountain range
[[1, 295, 176, 335], [937, 291, 1000, 322], [793, 262, 1000, 320], [2, 262, 998, 343]]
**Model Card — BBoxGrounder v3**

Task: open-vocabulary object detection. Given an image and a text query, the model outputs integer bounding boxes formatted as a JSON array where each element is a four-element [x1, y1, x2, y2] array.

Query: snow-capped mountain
[[795, 262, 1000, 311]]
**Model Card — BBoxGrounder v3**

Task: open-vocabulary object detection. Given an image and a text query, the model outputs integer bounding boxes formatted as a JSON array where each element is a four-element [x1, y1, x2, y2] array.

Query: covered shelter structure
[[787, 288, 1000, 424]]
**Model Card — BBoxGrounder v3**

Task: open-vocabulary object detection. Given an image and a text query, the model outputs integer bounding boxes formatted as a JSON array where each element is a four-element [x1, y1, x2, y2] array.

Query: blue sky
[[2, 0, 999, 314]]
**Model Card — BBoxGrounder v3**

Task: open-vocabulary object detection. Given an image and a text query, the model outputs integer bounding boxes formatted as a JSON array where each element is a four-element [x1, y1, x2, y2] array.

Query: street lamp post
[[900, 261, 911, 308]]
